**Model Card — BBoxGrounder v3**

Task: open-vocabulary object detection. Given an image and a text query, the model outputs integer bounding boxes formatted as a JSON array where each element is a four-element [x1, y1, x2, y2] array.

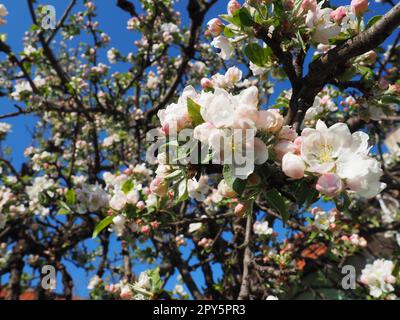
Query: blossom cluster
[[280, 120, 385, 199]]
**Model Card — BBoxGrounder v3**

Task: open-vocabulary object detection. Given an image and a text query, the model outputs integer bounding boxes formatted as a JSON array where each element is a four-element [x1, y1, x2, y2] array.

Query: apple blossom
[[360, 259, 396, 298], [211, 35, 233, 60], [301, 0, 317, 12], [149, 177, 168, 197], [312, 207, 336, 231], [274, 140, 296, 161], [0, 4, 8, 25], [330, 6, 347, 24], [351, 0, 369, 16], [253, 221, 273, 236], [188, 222, 203, 233], [207, 18, 223, 37], [217, 179, 237, 198], [282, 153, 306, 179], [227, 0, 241, 15], [234, 202, 247, 217], [316, 173, 344, 197], [305, 2, 341, 44], [109, 191, 127, 211]]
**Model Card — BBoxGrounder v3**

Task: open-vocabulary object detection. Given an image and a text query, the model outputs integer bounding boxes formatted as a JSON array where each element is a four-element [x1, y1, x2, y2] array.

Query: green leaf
[[164, 170, 183, 181], [187, 97, 204, 126], [265, 189, 289, 224], [381, 95, 400, 105], [65, 189, 76, 207], [92, 215, 114, 239], [121, 179, 134, 194], [366, 15, 382, 29], [149, 268, 163, 293], [177, 179, 188, 202], [57, 201, 72, 215], [219, 13, 241, 26], [224, 26, 235, 38], [223, 165, 247, 195], [238, 7, 254, 27], [244, 43, 270, 66]]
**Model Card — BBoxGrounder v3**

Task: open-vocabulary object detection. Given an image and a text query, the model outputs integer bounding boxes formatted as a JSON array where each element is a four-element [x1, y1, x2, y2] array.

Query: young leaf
[[65, 189, 76, 207], [366, 15, 382, 29], [187, 97, 204, 126], [238, 7, 254, 27], [223, 165, 247, 195], [265, 189, 289, 224], [122, 179, 134, 194], [92, 215, 114, 238], [244, 43, 269, 66]]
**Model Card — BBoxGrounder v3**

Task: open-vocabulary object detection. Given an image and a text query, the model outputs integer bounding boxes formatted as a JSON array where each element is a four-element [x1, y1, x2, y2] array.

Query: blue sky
[[0, 0, 396, 298]]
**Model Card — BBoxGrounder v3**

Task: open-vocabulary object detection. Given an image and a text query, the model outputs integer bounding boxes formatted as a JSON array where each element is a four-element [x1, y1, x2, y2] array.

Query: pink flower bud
[[301, 0, 317, 12], [207, 18, 223, 37], [351, 0, 368, 16], [293, 137, 302, 154], [150, 220, 159, 229], [227, 0, 241, 15], [141, 225, 151, 234], [388, 83, 400, 94], [330, 6, 347, 24], [316, 173, 344, 197], [120, 286, 133, 299], [341, 235, 349, 241], [279, 126, 298, 141], [149, 177, 168, 196], [201, 77, 213, 89], [136, 201, 145, 211], [234, 203, 247, 217], [282, 153, 305, 179], [274, 140, 296, 161]]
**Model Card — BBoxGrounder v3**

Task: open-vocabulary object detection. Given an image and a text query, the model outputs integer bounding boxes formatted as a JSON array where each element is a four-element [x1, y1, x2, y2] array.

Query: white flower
[[26, 176, 55, 200], [133, 271, 151, 292], [300, 120, 385, 198], [0, 122, 11, 134], [87, 275, 101, 290], [102, 134, 120, 147], [188, 222, 202, 233], [110, 214, 126, 236], [224, 66, 242, 86], [187, 176, 209, 201], [157, 85, 195, 134], [0, 4, 8, 25], [161, 22, 179, 34], [360, 259, 396, 298], [253, 221, 273, 236], [305, 2, 341, 44], [76, 183, 109, 213], [249, 62, 268, 76], [266, 295, 279, 300], [11, 81, 32, 100], [107, 48, 118, 64], [313, 209, 335, 231], [211, 35, 233, 60], [109, 191, 127, 211]]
